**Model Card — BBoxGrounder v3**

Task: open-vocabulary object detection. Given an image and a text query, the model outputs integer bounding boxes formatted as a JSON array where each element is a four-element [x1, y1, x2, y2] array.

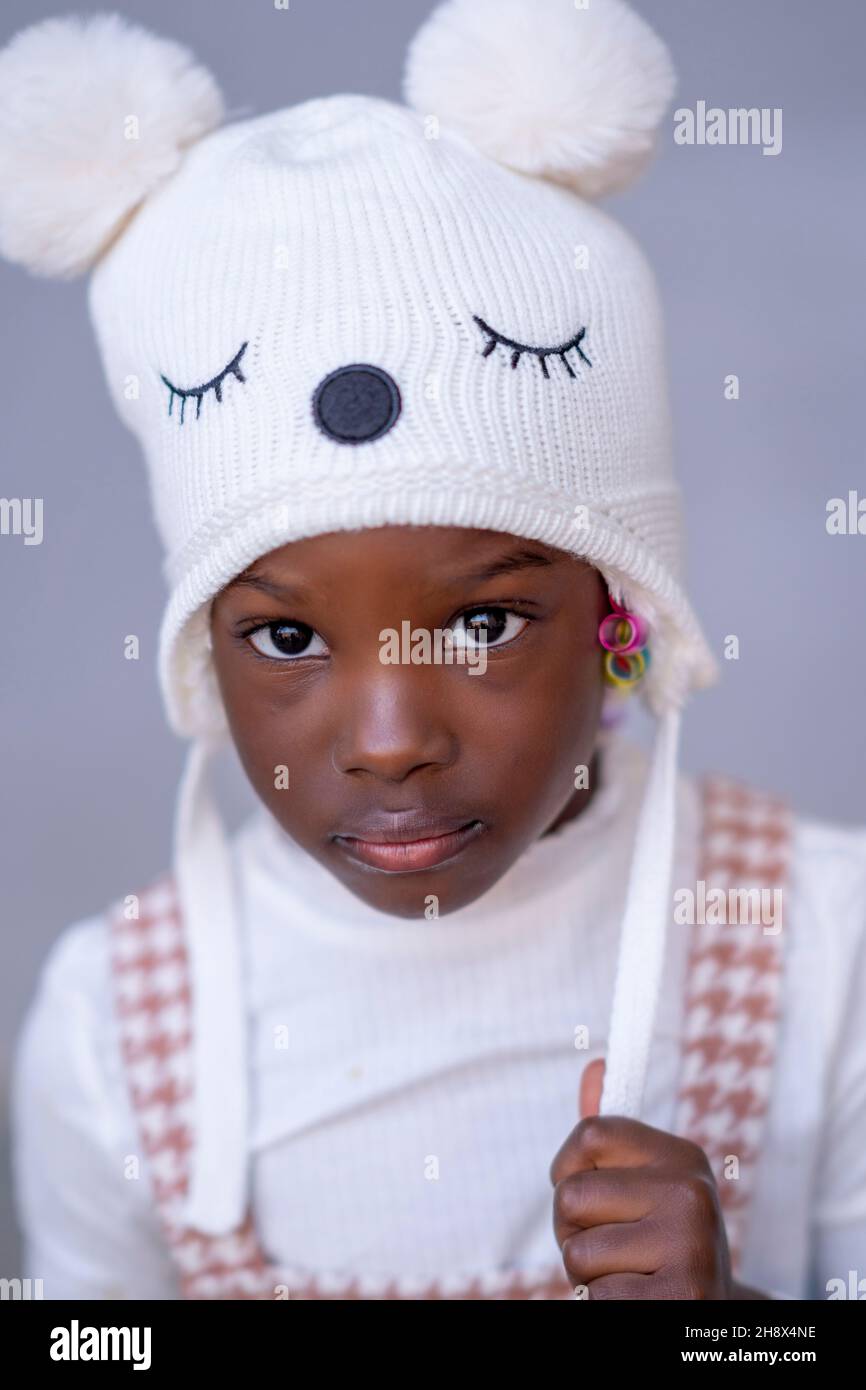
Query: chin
[[330, 852, 503, 920]]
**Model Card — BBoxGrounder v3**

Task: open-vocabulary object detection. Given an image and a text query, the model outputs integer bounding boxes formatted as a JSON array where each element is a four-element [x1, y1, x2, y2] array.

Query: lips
[[332, 812, 484, 873]]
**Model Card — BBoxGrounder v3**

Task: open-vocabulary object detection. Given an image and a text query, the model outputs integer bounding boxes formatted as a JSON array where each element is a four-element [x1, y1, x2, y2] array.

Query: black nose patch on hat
[[312, 364, 401, 445]]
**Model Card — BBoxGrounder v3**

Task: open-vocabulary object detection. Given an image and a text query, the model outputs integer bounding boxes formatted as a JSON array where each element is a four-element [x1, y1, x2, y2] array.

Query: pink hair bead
[[598, 610, 647, 653]]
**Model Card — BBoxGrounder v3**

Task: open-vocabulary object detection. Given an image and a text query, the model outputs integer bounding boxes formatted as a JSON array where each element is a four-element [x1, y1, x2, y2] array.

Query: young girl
[[3, 0, 864, 1301]]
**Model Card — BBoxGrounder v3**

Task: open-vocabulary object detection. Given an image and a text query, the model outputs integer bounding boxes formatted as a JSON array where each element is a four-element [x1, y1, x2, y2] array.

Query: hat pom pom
[[404, 0, 675, 199], [0, 12, 224, 278]]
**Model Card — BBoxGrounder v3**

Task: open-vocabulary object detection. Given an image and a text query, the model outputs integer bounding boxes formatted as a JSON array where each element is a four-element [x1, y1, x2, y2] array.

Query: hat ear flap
[[403, 0, 676, 200], [0, 11, 224, 279]]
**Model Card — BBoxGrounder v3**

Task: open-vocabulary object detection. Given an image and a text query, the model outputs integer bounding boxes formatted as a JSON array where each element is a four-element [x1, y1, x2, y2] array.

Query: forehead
[[233, 526, 574, 585]]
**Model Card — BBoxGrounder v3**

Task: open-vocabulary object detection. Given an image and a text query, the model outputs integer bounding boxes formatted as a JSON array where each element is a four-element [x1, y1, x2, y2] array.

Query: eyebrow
[[447, 546, 558, 586], [229, 545, 559, 600], [229, 572, 312, 599]]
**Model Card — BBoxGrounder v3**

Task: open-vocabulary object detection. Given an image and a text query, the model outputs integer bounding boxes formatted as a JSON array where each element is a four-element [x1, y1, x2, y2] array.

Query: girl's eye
[[446, 607, 530, 650], [246, 621, 328, 661], [160, 340, 248, 425]]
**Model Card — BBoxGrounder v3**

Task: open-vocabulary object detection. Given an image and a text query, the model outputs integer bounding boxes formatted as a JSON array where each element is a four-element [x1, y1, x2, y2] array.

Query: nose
[[312, 363, 401, 444], [331, 670, 456, 783]]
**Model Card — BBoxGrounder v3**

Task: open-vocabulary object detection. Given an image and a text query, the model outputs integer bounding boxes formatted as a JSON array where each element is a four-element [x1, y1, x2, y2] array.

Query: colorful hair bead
[[598, 611, 648, 653], [598, 598, 651, 690], [603, 645, 651, 688]]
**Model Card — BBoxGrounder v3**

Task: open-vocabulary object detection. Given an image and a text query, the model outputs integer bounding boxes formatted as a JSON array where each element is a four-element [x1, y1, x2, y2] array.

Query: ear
[[403, 0, 676, 200], [0, 11, 224, 279]]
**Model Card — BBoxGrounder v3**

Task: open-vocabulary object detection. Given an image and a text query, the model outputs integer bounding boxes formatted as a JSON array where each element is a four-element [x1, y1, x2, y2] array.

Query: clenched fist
[[549, 1058, 766, 1300]]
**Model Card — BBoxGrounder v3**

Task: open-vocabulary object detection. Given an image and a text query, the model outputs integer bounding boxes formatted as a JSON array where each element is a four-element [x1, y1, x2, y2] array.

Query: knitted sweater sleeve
[[10, 914, 180, 1300]]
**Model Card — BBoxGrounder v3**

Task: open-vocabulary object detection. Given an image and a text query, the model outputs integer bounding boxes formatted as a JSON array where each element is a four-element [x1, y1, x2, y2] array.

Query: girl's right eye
[[246, 621, 328, 660]]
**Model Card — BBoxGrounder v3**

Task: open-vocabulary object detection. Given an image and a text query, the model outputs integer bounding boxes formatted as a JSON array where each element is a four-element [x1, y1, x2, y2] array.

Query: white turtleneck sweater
[[10, 730, 866, 1300]]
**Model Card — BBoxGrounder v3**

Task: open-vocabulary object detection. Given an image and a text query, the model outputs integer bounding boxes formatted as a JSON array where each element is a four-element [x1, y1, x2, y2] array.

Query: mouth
[[332, 816, 485, 874]]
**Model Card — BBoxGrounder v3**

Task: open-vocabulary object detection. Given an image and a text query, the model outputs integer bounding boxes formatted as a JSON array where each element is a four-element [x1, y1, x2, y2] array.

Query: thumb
[[579, 1057, 606, 1120]]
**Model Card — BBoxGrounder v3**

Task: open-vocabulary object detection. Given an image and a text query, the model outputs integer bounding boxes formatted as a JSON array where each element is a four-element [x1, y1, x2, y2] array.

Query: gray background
[[1, 0, 864, 1274]]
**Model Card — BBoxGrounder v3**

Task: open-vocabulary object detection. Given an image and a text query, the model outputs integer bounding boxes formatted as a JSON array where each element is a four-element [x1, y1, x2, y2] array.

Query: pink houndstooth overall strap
[[108, 876, 273, 1299], [673, 773, 792, 1281]]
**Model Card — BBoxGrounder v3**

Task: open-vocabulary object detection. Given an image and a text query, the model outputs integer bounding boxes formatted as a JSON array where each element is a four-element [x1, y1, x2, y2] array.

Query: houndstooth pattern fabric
[[107, 773, 790, 1299], [672, 775, 791, 1277]]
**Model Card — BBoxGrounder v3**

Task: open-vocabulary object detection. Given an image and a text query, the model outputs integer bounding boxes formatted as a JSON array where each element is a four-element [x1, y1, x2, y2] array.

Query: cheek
[[210, 645, 319, 794], [493, 647, 604, 833], [498, 624, 602, 728], [452, 642, 603, 796], [232, 709, 295, 796]]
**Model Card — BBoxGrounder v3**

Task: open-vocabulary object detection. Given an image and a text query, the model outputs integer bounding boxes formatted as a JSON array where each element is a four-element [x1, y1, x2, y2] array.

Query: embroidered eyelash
[[473, 315, 592, 380], [160, 341, 248, 424]]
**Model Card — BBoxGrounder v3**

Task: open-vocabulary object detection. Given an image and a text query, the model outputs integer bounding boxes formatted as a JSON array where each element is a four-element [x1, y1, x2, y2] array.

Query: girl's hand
[[549, 1058, 734, 1300]]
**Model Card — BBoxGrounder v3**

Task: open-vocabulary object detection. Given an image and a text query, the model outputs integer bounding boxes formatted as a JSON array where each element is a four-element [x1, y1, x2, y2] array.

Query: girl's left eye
[[446, 607, 530, 650], [246, 621, 329, 660]]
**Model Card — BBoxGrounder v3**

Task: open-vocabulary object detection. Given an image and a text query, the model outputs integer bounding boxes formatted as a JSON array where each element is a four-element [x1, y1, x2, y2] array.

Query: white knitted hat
[[0, 0, 719, 1235]]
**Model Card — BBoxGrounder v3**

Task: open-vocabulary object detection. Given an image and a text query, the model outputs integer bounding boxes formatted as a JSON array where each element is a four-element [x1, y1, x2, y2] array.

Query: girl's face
[[210, 526, 609, 918]]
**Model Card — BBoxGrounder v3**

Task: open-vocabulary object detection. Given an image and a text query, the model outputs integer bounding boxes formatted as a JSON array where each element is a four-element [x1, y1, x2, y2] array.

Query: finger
[[579, 1057, 605, 1119], [549, 1114, 681, 1185], [553, 1167, 674, 1245], [562, 1217, 666, 1283]]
